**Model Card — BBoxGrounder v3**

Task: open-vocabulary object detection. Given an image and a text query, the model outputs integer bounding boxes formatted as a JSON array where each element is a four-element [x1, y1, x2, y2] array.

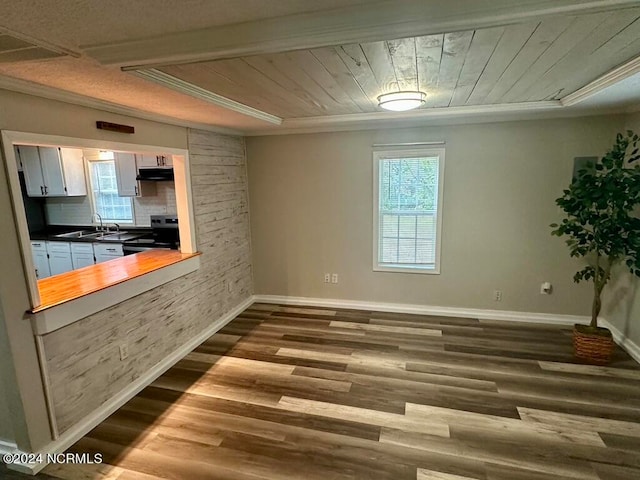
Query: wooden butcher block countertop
[[33, 249, 200, 313]]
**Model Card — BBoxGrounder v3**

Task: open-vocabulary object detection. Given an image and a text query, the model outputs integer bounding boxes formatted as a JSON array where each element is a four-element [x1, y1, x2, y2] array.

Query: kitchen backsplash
[[45, 182, 176, 227], [133, 182, 177, 225]]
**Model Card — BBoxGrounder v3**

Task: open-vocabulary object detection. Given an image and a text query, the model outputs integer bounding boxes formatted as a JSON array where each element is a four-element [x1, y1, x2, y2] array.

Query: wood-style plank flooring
[[5, 303, 640, 479]]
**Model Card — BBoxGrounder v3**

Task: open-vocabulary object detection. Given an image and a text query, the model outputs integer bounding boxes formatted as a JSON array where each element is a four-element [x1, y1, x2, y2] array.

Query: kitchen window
[[373, 147, 445, 274], [88, 159, 133, 223]]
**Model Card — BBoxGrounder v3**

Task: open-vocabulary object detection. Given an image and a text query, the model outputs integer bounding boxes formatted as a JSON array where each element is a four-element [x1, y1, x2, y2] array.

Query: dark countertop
[[30, 226, 152, 244]]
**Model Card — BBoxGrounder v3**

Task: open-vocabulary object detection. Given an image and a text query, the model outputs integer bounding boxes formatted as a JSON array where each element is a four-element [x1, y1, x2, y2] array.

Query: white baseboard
[[253, 294, 640, 364], [252, 294, 588, 325], [600, 318, 640, 364], [10, 295, 254, 475], [0, 441, 39, 475], [0, 439, 18, 456]]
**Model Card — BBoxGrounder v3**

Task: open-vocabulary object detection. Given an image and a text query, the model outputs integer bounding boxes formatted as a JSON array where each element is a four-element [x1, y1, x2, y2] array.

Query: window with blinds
[[373, 147, 445, 273], [88, 160, 134, 223]]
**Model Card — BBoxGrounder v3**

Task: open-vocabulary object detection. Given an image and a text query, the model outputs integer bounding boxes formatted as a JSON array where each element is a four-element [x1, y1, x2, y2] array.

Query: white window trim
[[86, 158, 135, 224], [372, 147, 445, 275]]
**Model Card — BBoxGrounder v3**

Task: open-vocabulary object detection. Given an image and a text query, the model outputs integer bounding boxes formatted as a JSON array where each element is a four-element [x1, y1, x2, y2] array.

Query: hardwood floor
[[5, 303, 640, 479]]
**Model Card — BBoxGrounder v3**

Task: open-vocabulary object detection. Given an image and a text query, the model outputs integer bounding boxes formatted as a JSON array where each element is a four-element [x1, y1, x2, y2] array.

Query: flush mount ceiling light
[[377, 91, 427, 112]]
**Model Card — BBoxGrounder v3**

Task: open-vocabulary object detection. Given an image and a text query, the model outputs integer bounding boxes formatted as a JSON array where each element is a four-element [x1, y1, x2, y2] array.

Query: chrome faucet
[[94, 213, 103, 231], [112, 223, 120, 232]]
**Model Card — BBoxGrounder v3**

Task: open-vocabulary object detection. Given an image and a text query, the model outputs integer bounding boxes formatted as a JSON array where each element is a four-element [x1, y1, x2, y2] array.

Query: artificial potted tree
[[551, 130, 640, 364]]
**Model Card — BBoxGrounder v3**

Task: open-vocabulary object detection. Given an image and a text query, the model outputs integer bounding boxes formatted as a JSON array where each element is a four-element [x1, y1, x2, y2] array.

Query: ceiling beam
[[83, 0, 640, 69], [131, 69, 282, 125]]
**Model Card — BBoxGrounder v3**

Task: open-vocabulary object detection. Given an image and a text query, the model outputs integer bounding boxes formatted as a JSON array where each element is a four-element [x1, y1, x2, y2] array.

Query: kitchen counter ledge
[[30, 250, 201, 334]]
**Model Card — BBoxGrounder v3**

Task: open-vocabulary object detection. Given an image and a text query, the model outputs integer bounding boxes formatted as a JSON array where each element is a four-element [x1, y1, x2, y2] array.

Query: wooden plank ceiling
[[157, 8, 640, 118]]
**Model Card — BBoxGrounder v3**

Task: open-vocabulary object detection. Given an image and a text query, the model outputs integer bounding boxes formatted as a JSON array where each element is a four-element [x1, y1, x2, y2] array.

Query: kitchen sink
[[100, 232, 143, 242], [54, 230, 93, 238], [84, 232, 141, 242], [53, 230, 144, 242], [79, 231, 108, 239]]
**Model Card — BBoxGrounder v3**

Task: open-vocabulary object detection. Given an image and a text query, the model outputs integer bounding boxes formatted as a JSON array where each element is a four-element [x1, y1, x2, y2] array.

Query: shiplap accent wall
[[39, 129, 253, 433]]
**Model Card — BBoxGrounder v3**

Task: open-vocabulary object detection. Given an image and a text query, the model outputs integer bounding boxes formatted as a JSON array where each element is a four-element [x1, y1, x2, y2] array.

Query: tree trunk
[[591, 286, 601, 328]]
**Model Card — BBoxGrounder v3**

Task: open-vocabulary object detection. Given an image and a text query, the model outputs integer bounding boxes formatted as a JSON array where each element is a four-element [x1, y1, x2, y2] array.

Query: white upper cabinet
[[39, 147, 66, 196], [137, 154, 172, 168], [18, 146, 45, 196], [59, 148, 87, 196], [114, 152, 156, 197], [17, 145, 87, 197], [114, 152, 137, 196]]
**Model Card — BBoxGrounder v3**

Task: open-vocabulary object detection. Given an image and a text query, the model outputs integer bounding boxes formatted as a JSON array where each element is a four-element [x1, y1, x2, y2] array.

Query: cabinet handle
[[44, 186, 48, 195], [107, 248, 116, 252], [134, 185, 139, 196], [40, 186, 44, 195]]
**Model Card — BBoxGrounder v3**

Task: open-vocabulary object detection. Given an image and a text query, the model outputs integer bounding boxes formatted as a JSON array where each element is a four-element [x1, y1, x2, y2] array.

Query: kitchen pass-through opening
[[1, 130, 198, 313]]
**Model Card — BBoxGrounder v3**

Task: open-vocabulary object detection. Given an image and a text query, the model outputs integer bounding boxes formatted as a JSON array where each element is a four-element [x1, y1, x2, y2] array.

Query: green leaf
[[552, 130, 640, 287]]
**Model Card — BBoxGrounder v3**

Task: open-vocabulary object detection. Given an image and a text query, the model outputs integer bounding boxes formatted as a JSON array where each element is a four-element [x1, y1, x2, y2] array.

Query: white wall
[[247, 115, 624, 315], [601, 112, 640, 346], [0, 333, 15, 444]]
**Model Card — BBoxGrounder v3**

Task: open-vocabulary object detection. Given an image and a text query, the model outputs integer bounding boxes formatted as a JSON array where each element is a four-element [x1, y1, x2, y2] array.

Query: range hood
[[136, 168, 174, 181]]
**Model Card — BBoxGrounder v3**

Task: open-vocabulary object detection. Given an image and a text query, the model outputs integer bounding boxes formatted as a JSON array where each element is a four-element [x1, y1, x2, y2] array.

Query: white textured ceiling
[[0, 0, 373, 50], [0, 56, 270, 130]]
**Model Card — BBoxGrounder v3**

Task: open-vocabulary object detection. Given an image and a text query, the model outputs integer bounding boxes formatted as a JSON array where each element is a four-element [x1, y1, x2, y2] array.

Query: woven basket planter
[[573, 325, 614, 364]]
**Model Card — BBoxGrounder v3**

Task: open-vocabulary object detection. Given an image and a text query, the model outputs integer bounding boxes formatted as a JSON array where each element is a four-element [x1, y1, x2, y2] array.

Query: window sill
[[374, 264, 440, 275], [30, 250, 201, 335]]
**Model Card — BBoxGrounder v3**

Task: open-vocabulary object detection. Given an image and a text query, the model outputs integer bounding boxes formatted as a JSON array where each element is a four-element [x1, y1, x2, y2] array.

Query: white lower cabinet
[[32, 239, 126, 277], [46, 241, 73, 276], [93, 243, 124, 263], [71, 243, 95, 269], [31, 241, 51, 279]]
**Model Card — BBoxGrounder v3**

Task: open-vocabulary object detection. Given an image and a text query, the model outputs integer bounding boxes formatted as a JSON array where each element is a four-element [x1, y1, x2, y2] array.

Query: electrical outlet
[[331, 273, 338, 284], [540, 282, 553, 294], [494, 290, 502, 302], [119, 344, 129, 361], [324, 273, 330, 283]]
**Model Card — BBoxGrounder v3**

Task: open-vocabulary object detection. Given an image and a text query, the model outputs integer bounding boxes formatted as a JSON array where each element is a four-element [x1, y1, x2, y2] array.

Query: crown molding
[[561, 54, 640, 107], [243, 101, 562, 135], [83, 0, 640, 68], [244, 101, 636, 136], [0, 75, 244, 136], [132, 69, 282, 125]]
